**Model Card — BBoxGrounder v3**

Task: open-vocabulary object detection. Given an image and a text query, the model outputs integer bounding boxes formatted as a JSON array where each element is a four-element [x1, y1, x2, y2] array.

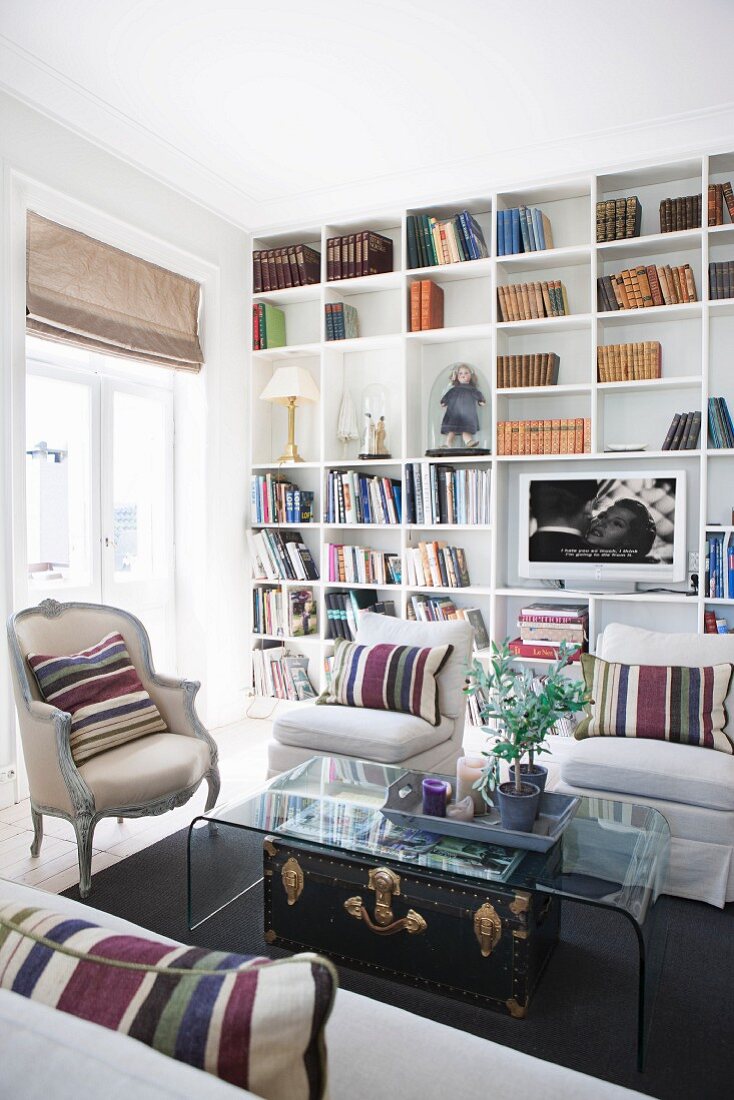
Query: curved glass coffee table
[[188, 755, 670, 1071]]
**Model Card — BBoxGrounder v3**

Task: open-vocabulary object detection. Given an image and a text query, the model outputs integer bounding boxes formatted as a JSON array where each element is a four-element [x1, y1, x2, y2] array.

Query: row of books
[[708, 182, 734, 226], [326, 543, 401, 586], [252, 303, 285, 350], [404, 463, 491, 526], [496, 206, 554, 255], [325, 302, 359, 340], [326, 232, 393, 281], [405, 211, 488, 269], [707, 397, 734, 449], [409, 280, 444, 331], [596, 196, 642, 242], [403, 542, 471, 589], [496, 418, 591, 456], [704, 609, 732, 635], [597, 264, 697, 311], [252, 587, 317, 638], [661, 411, 702, 451], [325, 592, 395, 641], [496, 353, 559, 389], [250, 475, 314, 525], [325, 470, 402, 525], [405, 597, 489, 648], [497, 280, 569, 321], [253, 244, 321, 292], [252, 646, 316, 701], [705, 534, 734, 599], [708, 262, 734, 300], [597, 341, 661, 383], [660, 195, 701, 232], [248, 529, 319, 582]]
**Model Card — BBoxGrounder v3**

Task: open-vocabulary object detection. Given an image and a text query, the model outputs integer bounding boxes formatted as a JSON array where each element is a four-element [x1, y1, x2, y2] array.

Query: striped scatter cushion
[[575, 654, 734, 754], [26, 632, 166, 764], [317, 638, 453, 726], [0, 901, 335, 1100]]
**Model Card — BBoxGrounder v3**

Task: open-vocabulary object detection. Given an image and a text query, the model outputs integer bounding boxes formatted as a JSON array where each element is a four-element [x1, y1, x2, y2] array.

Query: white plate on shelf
[[604, 443, 648, 452]]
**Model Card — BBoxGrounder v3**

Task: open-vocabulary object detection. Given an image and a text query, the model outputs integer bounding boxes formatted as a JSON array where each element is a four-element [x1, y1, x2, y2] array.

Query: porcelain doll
[[440, 364, 486, 447]]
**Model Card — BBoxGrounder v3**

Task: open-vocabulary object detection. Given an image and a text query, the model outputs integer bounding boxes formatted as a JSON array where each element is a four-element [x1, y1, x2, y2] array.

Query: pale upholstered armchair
[[7, 599, 220, 897]]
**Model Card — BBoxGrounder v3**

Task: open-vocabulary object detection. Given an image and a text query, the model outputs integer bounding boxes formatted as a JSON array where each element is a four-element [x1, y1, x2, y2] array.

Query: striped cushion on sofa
[[575, 653, 734, 754], [26, 632, 166, 764], [317, 638, 453, 726], [0, 901, 335, 1100]]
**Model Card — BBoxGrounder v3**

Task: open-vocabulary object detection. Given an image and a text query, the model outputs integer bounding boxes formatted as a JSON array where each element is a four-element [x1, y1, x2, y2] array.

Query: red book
[[704, 610, 718, 635], [508, 638, 581, 662]]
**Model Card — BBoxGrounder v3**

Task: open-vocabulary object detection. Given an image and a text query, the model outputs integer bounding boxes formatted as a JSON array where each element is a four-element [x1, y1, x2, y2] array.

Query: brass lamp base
[[276, 396, 304, 463], [276, 442, 304, 464]]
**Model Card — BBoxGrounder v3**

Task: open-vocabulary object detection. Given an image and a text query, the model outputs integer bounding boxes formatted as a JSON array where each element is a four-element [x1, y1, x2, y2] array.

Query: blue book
[[708, 399, 721, 448], [720, 398, 734, 447], [510, 209, 521, 255], [458, 212, 478, 260], [503, 210, 512, 257], [497, 210, 506, 257], [393, 482, 402, 523], [519, 207, 532, 251], [526, 206, 538, 250], [533, 208, 546, 250], [717, 535, 724, 597], [728, 542, 734, 599], [360, 478, 371, 525], [285, 489, 295, 524]]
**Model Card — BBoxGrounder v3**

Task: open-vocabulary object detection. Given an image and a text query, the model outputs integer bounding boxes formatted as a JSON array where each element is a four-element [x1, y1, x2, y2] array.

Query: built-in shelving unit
[[248, 152, 734, 701]]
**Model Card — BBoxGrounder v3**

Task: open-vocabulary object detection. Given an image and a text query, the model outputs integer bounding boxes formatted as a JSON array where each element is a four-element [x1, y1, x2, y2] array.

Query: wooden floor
[[0, 716, 272, 894]]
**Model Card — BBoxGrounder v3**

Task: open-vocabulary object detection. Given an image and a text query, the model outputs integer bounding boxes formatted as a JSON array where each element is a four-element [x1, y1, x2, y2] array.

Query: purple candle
[[422, 777, 448, 817]]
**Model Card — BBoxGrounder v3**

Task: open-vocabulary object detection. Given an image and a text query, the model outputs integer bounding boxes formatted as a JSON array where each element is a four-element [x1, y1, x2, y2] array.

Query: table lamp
[[259, 365, 320, 463]]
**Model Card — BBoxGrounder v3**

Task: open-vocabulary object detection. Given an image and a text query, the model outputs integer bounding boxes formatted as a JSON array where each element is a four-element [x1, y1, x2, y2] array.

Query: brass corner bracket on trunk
[[506, 996, 528, 1019], [263, 837, 277, 857], [509, 891, 531, 916], [282, 856, 304, 905], [474, 902, 503, 958]]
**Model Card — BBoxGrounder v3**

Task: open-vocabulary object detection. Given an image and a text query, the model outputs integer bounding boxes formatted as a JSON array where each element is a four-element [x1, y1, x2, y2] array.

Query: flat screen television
[[518, 470, 687, 583]]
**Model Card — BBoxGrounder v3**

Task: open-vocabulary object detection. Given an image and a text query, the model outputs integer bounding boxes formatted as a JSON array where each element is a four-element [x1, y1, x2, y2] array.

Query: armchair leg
[[117, 817, 124, 824], [30, 808, 43, 858], [74, 813, 95, 899], [204, 766, 221, 813]]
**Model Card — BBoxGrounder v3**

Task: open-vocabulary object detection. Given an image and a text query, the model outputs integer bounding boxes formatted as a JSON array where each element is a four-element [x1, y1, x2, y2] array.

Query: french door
[[25, 354, 175, 667]]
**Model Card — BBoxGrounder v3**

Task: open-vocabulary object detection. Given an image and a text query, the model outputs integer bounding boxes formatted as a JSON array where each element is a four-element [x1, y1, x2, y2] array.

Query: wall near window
[[0, 90, 249, 785]]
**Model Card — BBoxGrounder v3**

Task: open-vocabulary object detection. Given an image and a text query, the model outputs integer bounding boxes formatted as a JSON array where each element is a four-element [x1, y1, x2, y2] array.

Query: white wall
[[0, 90, 250, 779]]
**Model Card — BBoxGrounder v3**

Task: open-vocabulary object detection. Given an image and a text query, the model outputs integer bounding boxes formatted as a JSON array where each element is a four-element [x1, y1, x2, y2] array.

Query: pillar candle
[[457, 754, 488, 814], [422, 777, 448, 817]]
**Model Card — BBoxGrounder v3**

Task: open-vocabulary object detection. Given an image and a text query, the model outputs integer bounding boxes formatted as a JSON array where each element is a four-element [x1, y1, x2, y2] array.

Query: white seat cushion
[[78, 732, 211, 811], [273, 704, 454, 764], [561, 737, 734, 812]]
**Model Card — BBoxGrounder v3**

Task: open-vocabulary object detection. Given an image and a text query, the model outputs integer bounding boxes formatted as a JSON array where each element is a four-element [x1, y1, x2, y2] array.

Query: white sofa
[[555, 624, 734, 908], [0, 880, 643, 1100], [268, 615, 474, 779]]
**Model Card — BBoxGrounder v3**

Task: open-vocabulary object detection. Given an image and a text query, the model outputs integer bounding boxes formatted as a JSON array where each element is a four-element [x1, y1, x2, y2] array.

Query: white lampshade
[[260, 365, 320, 406]]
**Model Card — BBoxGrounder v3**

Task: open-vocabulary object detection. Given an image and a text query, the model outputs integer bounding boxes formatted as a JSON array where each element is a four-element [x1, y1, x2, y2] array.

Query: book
[[496, 353, 560, 388], [497, 280, 569, 321], [597, 265, 697, 310], [496, 418, 588, 455], [254, 244, 320, 292], [406, 211, 487, 268], [252, 303, 286, 349], [508, 638, 581, 662], [497, 206, 554, 254], [326, 231, 393, 280], [659, 194, 701, 232], [518, 602, 588, 622], [325, 302, 359, 340], [596, 196, 641, 241], [288, 588, 317, 637], [407, 279, 445, 330]]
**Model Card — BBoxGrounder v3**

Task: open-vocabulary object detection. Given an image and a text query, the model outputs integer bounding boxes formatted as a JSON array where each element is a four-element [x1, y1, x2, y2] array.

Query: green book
[[262, 303, 286, 349]]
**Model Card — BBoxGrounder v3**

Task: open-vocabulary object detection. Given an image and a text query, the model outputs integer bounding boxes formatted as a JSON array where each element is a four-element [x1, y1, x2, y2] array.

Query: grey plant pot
[[509, 763, 549, 796], [496, 781, 541, 834]]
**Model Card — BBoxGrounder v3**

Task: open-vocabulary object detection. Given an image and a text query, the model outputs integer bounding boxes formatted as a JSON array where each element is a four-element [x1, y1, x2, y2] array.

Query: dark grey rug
[[63, 827, 732, 1100]]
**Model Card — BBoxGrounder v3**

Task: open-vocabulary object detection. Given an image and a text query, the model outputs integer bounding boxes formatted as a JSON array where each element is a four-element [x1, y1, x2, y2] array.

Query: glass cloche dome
[[426, 362, 492, 456]]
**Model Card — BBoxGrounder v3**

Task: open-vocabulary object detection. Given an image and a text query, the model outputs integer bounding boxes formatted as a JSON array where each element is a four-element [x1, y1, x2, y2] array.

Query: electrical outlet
[[688, 551, 699, 573], [0, 766, 16, 784]]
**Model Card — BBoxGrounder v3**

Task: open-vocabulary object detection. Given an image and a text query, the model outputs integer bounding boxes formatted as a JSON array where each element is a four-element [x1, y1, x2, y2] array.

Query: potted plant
[[465, 640, 589, 833]]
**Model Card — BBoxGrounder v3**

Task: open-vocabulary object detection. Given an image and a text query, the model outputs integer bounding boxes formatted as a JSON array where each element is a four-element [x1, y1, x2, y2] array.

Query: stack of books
[[597, 341, 661, 382], [496, 207, 554, 255], [251, 475, 314, 525], [509, 602, 588, 662], [326, 544, 401, 586], [406, 211, 488, 268], [404, 541, 471, 588], [252, 646, 316, 701], [404, 463, 491, 526], [497, 353, 559, 388], [704, 609, 732, 634], [325, 303, 359, 340], [326, 232, 393, 280], [707, 397, 734, 448], [325, 591, 395, 640], [496, 418, 591, 456], [708, 182, 734, 226], [705, 535, 734, 600], [497, 280, 569, 320], [406, 598, 488, 648], [247, 530, 319, 582], [252, 587, 317, 637], [661, 411, 702, 450], [597, 264, 697, 310], [409, 280, 444, 330], [659, 196, 701, 232], [326, 470, 402, 525], [252, 303, 285, 350], [596, 197, 642, 241], [708, 262, 734, 300], [253, 245, 320, 291]]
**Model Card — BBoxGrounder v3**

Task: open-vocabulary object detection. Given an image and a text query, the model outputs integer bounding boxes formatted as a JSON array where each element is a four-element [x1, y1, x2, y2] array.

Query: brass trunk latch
[[368, 866, 401, 926], [344, 866, 427, 936], [281, 856, 304, 905], [474, 901, 503, 958]]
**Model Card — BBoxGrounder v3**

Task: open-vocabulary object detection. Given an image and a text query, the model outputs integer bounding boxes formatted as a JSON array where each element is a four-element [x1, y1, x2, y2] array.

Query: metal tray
[[381, 771, 581, 853]]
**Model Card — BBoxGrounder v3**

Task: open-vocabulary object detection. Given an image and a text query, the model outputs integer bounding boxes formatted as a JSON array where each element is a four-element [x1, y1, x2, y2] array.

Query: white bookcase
[[248, 152, 734, 701]]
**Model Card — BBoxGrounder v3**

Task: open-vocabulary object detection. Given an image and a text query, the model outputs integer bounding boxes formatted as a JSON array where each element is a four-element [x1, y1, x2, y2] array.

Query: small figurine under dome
[[426, 362, 492, 456]]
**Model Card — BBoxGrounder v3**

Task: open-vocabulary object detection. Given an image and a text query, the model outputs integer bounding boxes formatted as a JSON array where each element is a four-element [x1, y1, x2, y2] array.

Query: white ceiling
[[2, 0, 734, 231]]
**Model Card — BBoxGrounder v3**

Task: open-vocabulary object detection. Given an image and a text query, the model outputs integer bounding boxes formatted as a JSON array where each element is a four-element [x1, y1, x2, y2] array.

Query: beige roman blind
[[26, 212, 204, 372]]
